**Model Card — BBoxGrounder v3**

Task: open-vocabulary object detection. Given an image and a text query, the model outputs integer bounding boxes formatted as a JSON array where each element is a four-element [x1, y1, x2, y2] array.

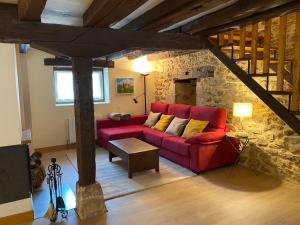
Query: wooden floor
[[23, 151, 300, 225]]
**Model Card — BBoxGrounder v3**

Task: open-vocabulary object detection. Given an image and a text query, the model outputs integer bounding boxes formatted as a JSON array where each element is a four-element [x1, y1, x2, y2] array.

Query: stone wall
[[150, 49, 300, 184]]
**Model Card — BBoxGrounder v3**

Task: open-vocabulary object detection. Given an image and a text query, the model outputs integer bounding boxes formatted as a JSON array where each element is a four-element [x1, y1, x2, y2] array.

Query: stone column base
[[76, 182, 107, 220]]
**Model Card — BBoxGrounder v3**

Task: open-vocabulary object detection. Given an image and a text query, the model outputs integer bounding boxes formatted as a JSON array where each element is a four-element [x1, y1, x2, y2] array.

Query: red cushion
[[143, 128, 172, 147], [189, 106, 226, 130], [151, 102, 169, 114], [167, 104, 191, 119], [99, 125, 144, 140], [185, 132, 226, 144], [162, 136, 190, 157]]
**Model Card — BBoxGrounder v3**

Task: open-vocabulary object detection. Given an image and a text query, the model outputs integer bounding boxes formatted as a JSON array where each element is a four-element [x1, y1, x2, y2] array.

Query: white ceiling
[[41, 0, 93, 26]]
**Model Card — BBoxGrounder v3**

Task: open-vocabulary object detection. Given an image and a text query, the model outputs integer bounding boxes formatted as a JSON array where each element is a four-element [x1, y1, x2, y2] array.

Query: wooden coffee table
[[107, 138, 159, 178]]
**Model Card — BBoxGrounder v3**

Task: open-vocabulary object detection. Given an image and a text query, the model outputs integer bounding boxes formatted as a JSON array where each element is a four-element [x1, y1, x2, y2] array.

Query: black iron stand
[[45, 158, 68, 221]]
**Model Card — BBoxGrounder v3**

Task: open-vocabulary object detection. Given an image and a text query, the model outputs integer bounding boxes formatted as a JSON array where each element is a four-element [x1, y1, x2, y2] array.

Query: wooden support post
[[263, 19, 272, 74], [277, 15, 287, 90], [228, 31, 234, 44], [291, 12, 300, 111], [72, 57, 106, 219], [219, 33, 225, 46], [251, 23, 258, 74], [72, 57, 95, 187], [239, 26, 246, 58]]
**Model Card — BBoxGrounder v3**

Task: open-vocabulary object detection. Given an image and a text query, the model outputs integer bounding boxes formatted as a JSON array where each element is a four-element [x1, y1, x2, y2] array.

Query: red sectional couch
[[96, 103, 239, 172]]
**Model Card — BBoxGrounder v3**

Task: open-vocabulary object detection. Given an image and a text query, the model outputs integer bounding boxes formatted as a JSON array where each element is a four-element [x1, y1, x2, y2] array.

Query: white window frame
[[54, 67, 108, 105]]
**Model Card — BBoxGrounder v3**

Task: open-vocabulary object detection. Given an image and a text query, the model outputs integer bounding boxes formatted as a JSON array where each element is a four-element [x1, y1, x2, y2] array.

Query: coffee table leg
[[155, 153, 159, 172], [155, 164, 159, 172], [109, 152, 113, 162]]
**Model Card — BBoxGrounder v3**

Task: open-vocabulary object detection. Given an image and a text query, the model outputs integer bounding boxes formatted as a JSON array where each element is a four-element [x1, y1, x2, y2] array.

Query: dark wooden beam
[[0, 3, 206, 57], [30, 27, 206, 57], [83, 0, 147, 27], [124, 0, 227, 32], [44, 57, 114, 68], [171, 0, 299, 35], [208, 41, 300, 135], [18, 0, 47, 21], [72, 57, 95, 187]]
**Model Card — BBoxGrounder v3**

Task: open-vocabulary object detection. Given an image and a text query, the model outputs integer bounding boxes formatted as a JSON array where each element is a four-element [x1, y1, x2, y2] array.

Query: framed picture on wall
[[115, 78, 134, 94]]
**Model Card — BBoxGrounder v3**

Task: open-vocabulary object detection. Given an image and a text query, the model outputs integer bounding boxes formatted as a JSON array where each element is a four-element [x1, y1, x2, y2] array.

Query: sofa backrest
[[167, 104, 191, 119], [150, 103, 227, 130], [151, 102, 169, 114], [189, 106, 226, 130]]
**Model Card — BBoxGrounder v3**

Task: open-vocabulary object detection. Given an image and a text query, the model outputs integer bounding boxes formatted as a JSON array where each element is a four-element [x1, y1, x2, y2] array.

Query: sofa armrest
[[185, 131, 226, 145], [96, 115, 148, 130]]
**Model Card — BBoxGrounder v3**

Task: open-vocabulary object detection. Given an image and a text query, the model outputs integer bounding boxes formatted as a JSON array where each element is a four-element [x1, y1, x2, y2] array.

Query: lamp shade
[[233, 103, 253, 118], [133, 56, 151, 75]]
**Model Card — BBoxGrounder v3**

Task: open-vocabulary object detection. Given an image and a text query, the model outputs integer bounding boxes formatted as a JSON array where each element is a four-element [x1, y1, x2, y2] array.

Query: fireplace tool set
[[44, 158, 68, 222]]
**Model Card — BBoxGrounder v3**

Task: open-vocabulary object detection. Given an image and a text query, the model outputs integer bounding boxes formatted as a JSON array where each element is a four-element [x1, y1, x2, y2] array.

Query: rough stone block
[[76, 182, 107, 220]]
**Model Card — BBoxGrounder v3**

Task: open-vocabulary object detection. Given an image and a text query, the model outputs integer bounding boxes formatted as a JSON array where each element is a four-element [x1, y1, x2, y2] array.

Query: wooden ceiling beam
[[44, 57, 115, 68], [171, 0, 298, 35], [18, 0, 47, 21], [83, 0, 148, 27], [124, 0, 228, 32], [0, 3, 206, 58]]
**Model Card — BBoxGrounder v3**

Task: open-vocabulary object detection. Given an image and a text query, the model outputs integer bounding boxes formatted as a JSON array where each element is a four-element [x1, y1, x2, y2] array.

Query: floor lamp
[[132, 56, 151, 115]]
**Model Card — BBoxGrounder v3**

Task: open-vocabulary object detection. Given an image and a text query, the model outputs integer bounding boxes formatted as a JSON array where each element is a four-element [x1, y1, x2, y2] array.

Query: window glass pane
[[56, 71, 74, 102], [92, 71, 103, 101], [55, 69, 106, 105]]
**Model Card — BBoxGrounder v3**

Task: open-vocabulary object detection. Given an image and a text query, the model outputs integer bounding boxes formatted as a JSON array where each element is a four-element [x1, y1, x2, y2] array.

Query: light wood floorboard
[[23, 150, 300, 225]]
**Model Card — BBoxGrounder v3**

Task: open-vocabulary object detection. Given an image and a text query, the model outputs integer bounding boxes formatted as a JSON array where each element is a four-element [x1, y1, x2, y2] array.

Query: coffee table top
[[108, 138, 158, 154]]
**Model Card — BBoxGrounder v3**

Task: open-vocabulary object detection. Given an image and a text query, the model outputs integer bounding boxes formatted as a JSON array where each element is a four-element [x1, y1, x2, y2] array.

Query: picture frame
[[115, 78, 134, 94]]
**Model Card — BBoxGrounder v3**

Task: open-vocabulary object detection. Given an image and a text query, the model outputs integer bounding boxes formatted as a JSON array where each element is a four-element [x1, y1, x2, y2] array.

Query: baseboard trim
[[0, 210, 34, 225], [35, 143, 77, 153]]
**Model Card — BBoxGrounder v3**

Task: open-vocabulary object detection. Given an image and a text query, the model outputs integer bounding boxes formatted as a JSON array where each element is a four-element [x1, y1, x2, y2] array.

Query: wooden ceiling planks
[[18, 0, 47, 21], [172, 0, 298, 35], [83, 0, 148, 28], [123, 0, 227, 32]]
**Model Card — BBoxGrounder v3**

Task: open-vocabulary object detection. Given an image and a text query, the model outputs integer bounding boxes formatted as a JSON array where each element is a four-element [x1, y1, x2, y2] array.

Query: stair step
[[291, 111, 300, 115], [233, 57, 292, 64], [220, 44, 277, 53], [250, 73, 277, 77], [268, 90, 292, 95]]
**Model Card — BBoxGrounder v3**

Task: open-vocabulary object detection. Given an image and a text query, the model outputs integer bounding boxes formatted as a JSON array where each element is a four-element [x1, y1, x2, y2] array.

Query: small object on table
[[226, 132, 252, 164], [108, 112, 131, 121], [107, 138, 159, 178]]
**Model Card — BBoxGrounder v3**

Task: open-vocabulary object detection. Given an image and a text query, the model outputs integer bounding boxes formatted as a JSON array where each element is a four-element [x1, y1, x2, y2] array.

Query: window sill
[[56, 101, 110, 107]]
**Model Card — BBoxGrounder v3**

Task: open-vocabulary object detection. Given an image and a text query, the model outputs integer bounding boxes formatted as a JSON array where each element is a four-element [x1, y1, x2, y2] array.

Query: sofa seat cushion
[[143, 128, 172, 147], [161, 136, 191, 157], [99, 125, 144, 140]]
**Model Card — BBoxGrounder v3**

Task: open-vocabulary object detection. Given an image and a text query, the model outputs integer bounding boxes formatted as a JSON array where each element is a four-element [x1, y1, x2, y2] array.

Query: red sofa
[[96, 103, 239, 172]]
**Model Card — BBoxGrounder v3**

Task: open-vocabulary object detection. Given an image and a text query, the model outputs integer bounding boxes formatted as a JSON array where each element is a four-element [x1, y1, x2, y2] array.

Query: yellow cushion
[[152, 114, 174, 131], [181, 119, 209, 138]]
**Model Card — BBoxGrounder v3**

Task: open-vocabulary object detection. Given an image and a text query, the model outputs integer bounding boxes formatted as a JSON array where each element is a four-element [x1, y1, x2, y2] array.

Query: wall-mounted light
[[132, 56, 151, 115]]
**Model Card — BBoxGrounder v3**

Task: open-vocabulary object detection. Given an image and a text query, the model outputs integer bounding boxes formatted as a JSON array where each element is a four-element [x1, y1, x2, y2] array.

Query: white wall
[[0, 44, 32, 217], [24, 49, 155, 149], [0, 44, 22, 146]]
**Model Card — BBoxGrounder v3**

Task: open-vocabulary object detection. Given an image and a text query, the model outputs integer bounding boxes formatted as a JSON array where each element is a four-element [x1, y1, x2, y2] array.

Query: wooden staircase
[[208, 11, 300, 135]]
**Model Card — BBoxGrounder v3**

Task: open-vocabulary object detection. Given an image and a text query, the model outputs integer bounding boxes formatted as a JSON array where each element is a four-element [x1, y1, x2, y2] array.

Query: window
[[54, 68, 109, 105]]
